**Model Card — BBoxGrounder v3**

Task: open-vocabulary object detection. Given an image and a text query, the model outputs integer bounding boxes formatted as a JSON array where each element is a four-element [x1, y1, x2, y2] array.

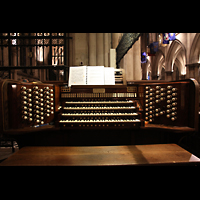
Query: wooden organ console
[[0, 78, 199, 147]]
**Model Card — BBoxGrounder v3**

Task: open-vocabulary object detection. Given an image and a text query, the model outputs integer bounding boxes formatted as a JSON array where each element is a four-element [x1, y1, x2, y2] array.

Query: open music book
[[68, 66, 115, 86]]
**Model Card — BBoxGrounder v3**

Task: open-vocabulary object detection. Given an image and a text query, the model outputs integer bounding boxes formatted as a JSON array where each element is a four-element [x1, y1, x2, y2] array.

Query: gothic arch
[[157, 56, 165, 77], [165, 40, 186, 73], [153, 49, 165, 78], [146, 59, 151, 79], [189, 33, 200, 63], [174, 50, 186, 75]]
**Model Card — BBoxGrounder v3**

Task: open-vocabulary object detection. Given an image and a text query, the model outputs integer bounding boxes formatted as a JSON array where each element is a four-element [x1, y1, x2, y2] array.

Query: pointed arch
[[165, 40, 186, 73], [146, 59, 151, 80], [157, 56, 165, 77], [189, 33, 200, 63], [153, 49, 165, 77]]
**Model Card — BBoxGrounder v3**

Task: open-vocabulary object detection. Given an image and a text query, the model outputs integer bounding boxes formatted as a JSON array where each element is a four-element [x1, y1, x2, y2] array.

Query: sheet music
[[87, 66, 105, 85], [68, 66, 87, 86], [104, 67, 115, 85], [68, 66, 115, 86]]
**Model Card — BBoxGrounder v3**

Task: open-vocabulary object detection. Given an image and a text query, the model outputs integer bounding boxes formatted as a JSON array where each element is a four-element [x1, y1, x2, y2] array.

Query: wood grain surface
[[1, 144, 200, 166]]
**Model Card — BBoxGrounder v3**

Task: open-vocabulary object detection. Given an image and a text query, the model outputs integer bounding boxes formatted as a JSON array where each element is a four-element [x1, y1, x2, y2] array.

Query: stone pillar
[[132, 37, 141, 80], [123, 37, 142, 81], [89, 33, 96, 66], [189, 65, 195, 78], [185, 64, 190, 79], [110, 49, 116, 68], [165, 71, 173, 81], [141, 63, 147, 80], [96, 33, 104, 66], [124, 46, 134, 81], [74, 33, 88, 66], [152, 75, 158, 80], [180, 75, 186, 80], [111, 33, 121, 49], [186, 63, 200, 81], [194, 64, 199, 81], [104, 33, 109, 67], [187, 64, 197, 81]]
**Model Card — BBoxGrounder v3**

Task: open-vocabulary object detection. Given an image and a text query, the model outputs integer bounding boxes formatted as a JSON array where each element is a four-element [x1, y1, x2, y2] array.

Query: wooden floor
[[1, 144, 200, 166]]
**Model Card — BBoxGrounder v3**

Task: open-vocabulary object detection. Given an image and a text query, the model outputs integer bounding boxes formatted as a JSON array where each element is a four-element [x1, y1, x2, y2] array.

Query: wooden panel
[[1, 144, 200, 166], [7, 82, 55, 129], [128, 79, 199, 131], [0, 81, 4, 135]]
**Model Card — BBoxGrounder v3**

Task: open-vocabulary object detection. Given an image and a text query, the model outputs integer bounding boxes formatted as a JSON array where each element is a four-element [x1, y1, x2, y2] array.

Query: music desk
[[1, 144, 200, 166]]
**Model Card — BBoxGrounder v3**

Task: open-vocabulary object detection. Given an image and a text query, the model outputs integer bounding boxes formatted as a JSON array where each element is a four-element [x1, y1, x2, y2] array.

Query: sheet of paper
[[104, 67, 115, 85], [68, 66, 87, 86], [87, 66, 105, 85]]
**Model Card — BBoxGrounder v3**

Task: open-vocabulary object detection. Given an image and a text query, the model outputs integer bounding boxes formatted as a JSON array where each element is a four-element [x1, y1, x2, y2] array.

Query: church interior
[[1, 33, 200, 166]]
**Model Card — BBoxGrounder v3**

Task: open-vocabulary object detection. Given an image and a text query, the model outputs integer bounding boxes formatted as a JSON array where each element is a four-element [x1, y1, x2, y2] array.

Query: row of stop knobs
[[145, 85, 178, 122], [21, 86, 54, 124]]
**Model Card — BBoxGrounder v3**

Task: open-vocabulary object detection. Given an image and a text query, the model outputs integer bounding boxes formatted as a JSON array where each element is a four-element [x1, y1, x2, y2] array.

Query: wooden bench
[[1, 144, 200, 166]]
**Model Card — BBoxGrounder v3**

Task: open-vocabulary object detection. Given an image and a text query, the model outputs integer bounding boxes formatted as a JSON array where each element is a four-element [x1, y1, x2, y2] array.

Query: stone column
[[186, 63, 199, 78], [96, 33, 104, 66], [111, 33, 121, 49], [124, 46, 134, 81], [185, 63, 200, 81], [88, 33, 96, 66], [110, 49, 116, 68], [185, 64, 190, 79], [141, 63, 147, 80], [194, 64, 199, 81], [165, 71, 173, 81], [189, 65, 195, 78], [180, 75, 186, 80], [123, 37, 142, 81], [74, 33, 88, 66], [104, 33, 109, 67], [152, 75, 158, 80], [132, 37, 141, 80]]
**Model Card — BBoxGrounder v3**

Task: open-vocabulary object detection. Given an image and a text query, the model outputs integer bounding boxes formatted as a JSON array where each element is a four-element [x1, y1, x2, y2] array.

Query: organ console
[[0, 78, 199, 145]]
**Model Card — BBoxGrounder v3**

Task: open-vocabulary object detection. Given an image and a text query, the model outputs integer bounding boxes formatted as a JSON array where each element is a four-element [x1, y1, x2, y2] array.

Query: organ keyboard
[[59, 100, 141, 129], [58, 85, 142, 129]]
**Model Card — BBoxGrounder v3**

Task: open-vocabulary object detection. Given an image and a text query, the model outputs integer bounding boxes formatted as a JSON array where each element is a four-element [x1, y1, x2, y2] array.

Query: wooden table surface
[[1, 144, 200, 166]]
